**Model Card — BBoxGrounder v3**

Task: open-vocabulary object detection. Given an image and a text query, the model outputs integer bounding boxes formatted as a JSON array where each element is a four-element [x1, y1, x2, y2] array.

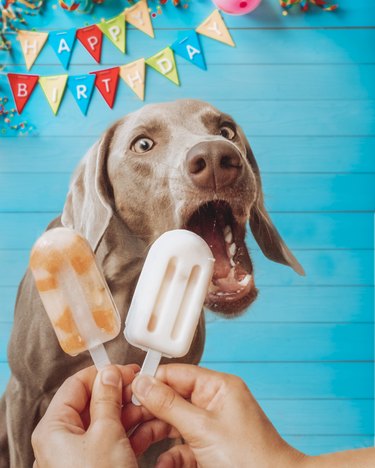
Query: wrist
[[277, 442, 310, 468]]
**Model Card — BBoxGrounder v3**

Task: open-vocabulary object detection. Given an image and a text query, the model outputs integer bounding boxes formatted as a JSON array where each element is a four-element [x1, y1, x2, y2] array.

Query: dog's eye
[[220, 124, 236, 140], [132, 137, 154, 153]]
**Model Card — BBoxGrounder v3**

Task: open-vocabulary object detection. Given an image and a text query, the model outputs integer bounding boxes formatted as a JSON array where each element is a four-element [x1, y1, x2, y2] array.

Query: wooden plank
[[202, 322, 373, 361], [200, 362, 374, 399], [2, 64, 375, 113], [1, 172, 374, 212], [1, 321, 372, 362], [0, 213, 372, 250], [0, 0, 372, 30], [2, 136, 375, 174], [0, 249, 372, 287], [4, 28, 375, 65], [206, 285, 374, 323], [1, 285, 373, 324], [264, 399, 374, 436], [2, 98, 374, 138]]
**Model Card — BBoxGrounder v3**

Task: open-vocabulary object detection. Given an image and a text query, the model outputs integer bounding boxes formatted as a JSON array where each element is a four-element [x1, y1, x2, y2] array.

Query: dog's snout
[[187, 141, 243, 190]]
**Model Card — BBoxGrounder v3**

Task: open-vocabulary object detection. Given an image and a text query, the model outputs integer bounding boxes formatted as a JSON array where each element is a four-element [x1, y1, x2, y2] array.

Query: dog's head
[[62, 99, 304, 317]]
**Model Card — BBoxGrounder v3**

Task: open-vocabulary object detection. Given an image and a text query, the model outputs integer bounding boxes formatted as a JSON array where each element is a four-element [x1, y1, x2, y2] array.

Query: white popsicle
[[30, 227, 121, 370], [124, 229, 214, 404]]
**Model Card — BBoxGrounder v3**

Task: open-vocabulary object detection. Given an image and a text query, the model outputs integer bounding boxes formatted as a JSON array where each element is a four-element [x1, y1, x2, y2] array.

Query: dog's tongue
[[199, 213, 231, 280]]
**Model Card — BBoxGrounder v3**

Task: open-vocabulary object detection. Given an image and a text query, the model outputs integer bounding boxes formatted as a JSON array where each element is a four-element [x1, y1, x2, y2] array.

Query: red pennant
[[7, 73, 39, 114], [76, 25, 103, 63], [90, 67, 119, 109]]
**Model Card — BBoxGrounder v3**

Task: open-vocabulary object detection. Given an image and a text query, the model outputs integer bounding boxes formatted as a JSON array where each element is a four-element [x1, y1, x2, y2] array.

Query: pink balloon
[[212, 0, 262, 15]]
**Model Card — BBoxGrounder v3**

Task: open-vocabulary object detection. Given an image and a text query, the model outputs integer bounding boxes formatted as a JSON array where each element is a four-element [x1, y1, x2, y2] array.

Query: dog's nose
[[187, 141, 243, 190]]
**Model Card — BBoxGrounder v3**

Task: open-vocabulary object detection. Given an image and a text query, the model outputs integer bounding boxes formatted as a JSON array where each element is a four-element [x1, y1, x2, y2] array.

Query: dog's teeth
[[229, 243, 236, 257], [238, 274, 251, 286], [224, 225, 233, 243]]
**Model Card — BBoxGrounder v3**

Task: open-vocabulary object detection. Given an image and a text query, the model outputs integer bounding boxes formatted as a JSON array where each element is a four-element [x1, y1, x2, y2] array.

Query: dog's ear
[[61, 122, 118, 251], [245, 139, 305, 276]]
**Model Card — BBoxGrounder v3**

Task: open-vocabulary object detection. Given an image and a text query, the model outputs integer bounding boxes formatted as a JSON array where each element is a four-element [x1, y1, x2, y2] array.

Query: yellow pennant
[[39, 75, 68, 115], [196, 10, 235, 47], [146, 47, 179, 86], [125, 0, 154, 38], [120, 58, 146, 100], [18, 30, 49, 70]]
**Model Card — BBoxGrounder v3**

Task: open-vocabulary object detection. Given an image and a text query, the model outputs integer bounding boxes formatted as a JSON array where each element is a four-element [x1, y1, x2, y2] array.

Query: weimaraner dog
[[0, 99, 304, 467]]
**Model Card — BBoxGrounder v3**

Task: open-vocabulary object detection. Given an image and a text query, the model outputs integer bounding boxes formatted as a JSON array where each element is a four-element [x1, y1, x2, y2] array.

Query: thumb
[[132, 374, 205, 442], [90, 365, 123, 424]]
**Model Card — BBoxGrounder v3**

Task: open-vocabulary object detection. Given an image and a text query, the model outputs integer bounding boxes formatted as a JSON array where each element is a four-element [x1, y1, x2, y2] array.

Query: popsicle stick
[[132, 349, 162, 405], [89, 343, 111, 370]]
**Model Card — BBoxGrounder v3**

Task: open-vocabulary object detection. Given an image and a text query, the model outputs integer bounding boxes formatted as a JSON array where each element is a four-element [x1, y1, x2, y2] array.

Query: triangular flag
[[146, 47, 179, 86], [125, 0, 154, 38], [76, 24, 103, 63], [171, 31, 206, 70], [119, 58, 146, 100], [68, 74, 96, 115], [90, 67, 119, 109], [196, 10, 235, 47], [49, 28, 76, 69], [17, 30, 48, 70], [98, 14, 126, 53], [7, 73, 39, 114], [39, 75, 68, 115]]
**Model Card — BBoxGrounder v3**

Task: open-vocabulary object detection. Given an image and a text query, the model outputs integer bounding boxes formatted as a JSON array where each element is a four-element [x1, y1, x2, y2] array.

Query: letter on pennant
[[119, 58, 146, 100], [76, 25, 103, 63], [17, 31, 48, 70], [7, 73, 39, 114], [90, 67, 120, 109], [196, 10, 235, 47]]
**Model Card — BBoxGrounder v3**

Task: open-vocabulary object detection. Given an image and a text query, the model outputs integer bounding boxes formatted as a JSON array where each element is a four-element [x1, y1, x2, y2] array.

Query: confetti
[[280, 0, 338, 12], [0, 0, 45, 51], [0, 95, 35, 134]]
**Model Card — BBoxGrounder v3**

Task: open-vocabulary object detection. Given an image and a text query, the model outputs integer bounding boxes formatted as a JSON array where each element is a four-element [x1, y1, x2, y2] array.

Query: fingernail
[[100, 367, 121, 387], [133, 375, 153, 398]]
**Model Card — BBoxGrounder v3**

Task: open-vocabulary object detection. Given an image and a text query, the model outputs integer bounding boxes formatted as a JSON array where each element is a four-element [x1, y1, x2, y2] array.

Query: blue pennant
[[171, 31, 206, 70], [49, 28, 76, 69], [68, 74, 96, 115]]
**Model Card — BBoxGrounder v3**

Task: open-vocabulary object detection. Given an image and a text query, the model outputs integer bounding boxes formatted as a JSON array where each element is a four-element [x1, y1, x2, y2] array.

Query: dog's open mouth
[[185, 201, 258, 315]]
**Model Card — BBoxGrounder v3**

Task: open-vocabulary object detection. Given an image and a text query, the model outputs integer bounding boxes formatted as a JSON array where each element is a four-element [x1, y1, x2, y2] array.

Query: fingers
[[156, 444, 197, 468], [90, 365, 124, 425], [129, 419, 180, 456], [132, 374, 205, 442]]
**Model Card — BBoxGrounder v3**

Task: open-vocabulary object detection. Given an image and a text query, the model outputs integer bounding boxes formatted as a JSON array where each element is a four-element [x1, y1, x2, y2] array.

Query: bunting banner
[[68, 74, 96, 115], [17, 3, 153, 69], [119, 58, 146, 101], [18, 30, 49, 70], [7, 73, 39, 113], [48, 28, 77, 69], [146, 47, 179, 86], [125, 0, 154, 39], [39, 75, 68, 115], [90, 67, 120, 109], [76, 25, 103, 63], [7, 10, 234, 115], [196, 10, 235, 47], [98, 14, 126, 54], [171, 31, 206, 70]]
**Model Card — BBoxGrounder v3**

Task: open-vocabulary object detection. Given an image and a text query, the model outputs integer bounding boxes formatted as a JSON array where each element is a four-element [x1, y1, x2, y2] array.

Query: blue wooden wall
[[0, 0, 374, 456]]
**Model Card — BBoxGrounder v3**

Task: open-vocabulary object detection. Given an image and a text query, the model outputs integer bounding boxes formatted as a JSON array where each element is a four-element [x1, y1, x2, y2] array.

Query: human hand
[[131, 364, 305, 468], [32, 364, 140, 468]]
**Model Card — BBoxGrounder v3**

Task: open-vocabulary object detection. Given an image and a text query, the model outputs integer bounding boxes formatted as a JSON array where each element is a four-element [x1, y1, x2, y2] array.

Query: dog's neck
[[96, 214, 148, 296]]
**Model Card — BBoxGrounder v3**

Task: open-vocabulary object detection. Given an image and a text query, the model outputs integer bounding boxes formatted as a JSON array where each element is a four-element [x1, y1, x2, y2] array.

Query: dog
[[0, 99, 304, 467]]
